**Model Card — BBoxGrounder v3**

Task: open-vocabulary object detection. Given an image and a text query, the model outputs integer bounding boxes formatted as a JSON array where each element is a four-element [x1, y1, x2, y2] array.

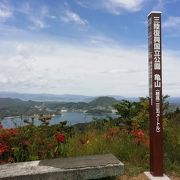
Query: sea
[[1, 112, 119, 129]]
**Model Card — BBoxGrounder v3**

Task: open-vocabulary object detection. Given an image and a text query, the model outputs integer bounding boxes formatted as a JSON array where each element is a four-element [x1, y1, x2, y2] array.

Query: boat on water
[[5, 116, 16, 119]]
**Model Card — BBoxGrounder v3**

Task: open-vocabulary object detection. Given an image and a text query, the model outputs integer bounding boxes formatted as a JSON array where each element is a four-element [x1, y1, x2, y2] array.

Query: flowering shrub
[[0, 126, 19, 164], [0, 128, 18, 140], [0, 124, 69, 164], [0, 142, 9, 156], [131, 129, 144, 138], [55, 133, 65, 143], [131, 129, 149, 148]]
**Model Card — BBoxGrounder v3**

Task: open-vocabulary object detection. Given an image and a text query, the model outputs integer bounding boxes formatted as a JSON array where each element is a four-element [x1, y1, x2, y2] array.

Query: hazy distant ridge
[[0, 92, 124, 102], [0, 92, 179, 104]]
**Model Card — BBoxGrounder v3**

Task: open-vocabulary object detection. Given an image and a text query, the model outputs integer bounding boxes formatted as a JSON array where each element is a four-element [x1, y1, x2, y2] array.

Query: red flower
[[47, 143, 54, 149], [55, 133, 65, 143], [0, 128, 18, 140], [131, 129, 149, 148], [8, 128, 18, 136], [0, 142, 9, 156], [131, 129, 144, 138]]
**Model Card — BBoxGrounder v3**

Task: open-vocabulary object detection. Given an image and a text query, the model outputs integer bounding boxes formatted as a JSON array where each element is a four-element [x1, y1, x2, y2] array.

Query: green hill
[[0, 96, 119, 118], [89, 96, 119, 107], [0, 98, 42, 118]]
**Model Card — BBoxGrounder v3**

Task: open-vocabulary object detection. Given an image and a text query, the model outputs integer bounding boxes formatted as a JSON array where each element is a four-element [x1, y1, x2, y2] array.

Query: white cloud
[[16, 44, 36, 62], [77, 0, 144, 15], [29, 17, 46, 29], [0, 1, 13, 21], [105, 0, 144, 14], [163, 16, 180, 29], [162, 50, 180, 96], [61, 9, 88, 26], [0, 33, 180, 96], [0, 36, 145, 96], [86, 34, 117, 46]]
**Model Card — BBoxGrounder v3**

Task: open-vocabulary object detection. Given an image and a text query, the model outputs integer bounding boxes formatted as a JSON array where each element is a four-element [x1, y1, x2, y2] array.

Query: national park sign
[[148, 11, 163, 177]]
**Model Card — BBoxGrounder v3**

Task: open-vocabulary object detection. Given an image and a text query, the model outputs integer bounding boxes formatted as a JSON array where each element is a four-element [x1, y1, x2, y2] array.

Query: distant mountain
[[0, 92, 133, 102], [1, 92, 179, 104], [169, 97, 180, 104], [0, 96, 119, 118], [107, 95, 124, 101], [1, 95, 180, 118], [0, 98, 24, 108], [0, 92, 92, 102], [89, 96, 119, 107], [0, 92, 124, 102]]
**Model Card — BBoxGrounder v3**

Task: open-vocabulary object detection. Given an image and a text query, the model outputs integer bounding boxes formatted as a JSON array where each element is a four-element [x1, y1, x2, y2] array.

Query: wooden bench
[[0, 154, 124, 180]]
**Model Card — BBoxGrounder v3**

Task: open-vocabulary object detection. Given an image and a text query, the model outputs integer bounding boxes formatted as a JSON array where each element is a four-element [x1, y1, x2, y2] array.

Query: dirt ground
[[118, 173, 180, 180]]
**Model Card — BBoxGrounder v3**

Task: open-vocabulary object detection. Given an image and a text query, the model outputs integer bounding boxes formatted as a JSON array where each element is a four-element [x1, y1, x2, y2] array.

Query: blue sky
[[0, 0, 180, 97]]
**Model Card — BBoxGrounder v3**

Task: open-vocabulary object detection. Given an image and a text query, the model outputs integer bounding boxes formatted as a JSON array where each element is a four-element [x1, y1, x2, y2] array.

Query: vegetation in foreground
[[0, 97, 180, 177]]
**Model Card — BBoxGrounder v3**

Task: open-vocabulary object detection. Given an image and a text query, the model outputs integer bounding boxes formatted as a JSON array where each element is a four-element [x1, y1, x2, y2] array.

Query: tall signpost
[[145, 11, 170, 179], [147, 11, 164, 178]]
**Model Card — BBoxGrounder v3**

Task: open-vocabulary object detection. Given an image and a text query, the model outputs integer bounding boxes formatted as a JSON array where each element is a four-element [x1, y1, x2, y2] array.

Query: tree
[[132, 97, 149, 129], [113, 95, 170, 130], [113, 100, 138, 129]]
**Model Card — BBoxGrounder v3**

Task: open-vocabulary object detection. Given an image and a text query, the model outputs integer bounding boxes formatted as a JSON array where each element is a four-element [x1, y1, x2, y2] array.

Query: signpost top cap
[[148, 11, 162, 17]]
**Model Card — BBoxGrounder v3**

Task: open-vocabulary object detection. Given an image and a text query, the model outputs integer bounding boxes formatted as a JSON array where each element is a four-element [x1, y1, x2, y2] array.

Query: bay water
[[1, 112, 119, 128]]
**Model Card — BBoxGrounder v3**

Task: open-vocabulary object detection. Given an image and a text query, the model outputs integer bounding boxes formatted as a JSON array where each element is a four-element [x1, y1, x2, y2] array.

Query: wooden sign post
[[148, 11, 163, 176], [145, 11, 170, 179]]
